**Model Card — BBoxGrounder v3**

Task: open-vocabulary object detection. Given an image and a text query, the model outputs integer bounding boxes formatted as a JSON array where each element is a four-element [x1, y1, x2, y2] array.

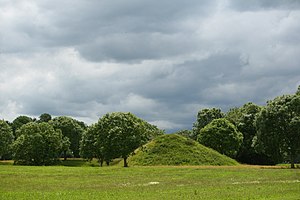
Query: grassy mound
[[128, 134, 239, 166]]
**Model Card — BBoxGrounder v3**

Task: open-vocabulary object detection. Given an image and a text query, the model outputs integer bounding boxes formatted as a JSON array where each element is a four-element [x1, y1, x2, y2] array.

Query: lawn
[[0, 162, 299, 199]]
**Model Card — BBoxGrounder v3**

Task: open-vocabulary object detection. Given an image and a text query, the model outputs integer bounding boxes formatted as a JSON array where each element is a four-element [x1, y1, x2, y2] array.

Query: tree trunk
[[64, 150, 67, 161], [123, 157, 128, 167], [290, 153, 295, 169], [99, 158, 104, 167]]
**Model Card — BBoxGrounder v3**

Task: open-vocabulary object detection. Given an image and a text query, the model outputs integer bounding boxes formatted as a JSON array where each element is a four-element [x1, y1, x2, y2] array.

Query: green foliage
[[226, 103, 264, 164], [128, 134, 238, 166], [0, 120, 14, 159], [225, 107, 243, 125], [193, 108, 224, 140], [50, 116, 84, 158], [38, 113, 52, 123], [81, 112, 163, 167], [255, 91, 300, 168], [13, 122, 65, 165], [198, 118, 243, 158], [80, 124, 104, 164], [61, 136, 71, 160], [11, 115, 33, 137]]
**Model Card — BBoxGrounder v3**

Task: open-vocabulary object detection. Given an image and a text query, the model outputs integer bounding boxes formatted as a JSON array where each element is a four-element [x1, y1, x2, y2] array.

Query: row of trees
[[0, 112, 163, 167], [0, 115, 86, 165], [177, 86, 300, 168]]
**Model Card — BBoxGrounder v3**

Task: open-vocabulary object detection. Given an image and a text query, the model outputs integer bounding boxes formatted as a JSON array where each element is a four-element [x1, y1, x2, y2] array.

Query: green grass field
[[0, 161, 300, 200]]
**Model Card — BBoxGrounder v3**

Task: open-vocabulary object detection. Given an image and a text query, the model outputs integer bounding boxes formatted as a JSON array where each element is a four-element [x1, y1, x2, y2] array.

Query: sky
[[1, 0, 300, 132]]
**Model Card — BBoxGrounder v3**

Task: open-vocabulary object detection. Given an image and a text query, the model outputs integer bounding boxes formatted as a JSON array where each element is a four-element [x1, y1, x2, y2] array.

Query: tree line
[[0, 86, 299, 168], [0, 112, 163, 167], [177, 86, 300, 168]]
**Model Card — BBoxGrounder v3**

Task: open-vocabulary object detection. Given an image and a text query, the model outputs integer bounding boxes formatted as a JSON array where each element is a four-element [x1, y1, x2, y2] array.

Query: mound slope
[[128, 134, 239, 166]]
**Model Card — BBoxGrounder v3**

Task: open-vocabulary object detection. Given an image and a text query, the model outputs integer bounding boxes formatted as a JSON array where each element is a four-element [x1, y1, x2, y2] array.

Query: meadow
[[0, 161, 299, 199]]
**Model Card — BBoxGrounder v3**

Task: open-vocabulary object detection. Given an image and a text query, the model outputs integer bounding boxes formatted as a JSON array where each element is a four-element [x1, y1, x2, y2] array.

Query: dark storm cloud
[[1, 0, 216, 61], [135, 53, 243, 103], [1, 0, 300, 132]]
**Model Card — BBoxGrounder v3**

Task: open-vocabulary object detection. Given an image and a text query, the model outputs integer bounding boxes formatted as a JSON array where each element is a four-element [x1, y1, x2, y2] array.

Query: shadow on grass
[[275, 163, 300, 169], [0, 160, 14, 165], [3, 159, 297, 169], [59, 158, 123, 167], [0, 158, 123, 167], [58, 158, 99, 167]]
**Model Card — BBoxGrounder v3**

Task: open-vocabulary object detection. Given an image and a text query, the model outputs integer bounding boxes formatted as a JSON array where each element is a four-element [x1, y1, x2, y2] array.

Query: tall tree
[[80, 124, 111, 166], [226, 103, 265, 164], [193, 108, 224, 140], [50, 116, 84, 158], [11, 116, 33, 137], [81, 112, 163, 167], [198, 118, 243, 158], [80, 125, 97, 162], [255, 89, 300, 168], [0, 120, 14, 160], [13, 122, 65, 165]]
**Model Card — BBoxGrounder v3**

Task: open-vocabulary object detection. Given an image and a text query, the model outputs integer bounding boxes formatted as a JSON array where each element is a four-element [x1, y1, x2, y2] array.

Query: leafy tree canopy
[[226, 103, 264, 164], [13, 122, 65, 165], [80, 124, 103, 164], [50, 116, 85, 158], [12, 116, 33, 136], [198, 118, 243, 158], [193, 108, 224, 140], [38, 113, 52, 123], [255, 89, 300, 168]]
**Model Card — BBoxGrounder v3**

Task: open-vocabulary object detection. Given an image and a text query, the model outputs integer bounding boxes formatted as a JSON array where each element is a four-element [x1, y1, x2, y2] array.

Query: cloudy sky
[[1, 0, 300, 132]]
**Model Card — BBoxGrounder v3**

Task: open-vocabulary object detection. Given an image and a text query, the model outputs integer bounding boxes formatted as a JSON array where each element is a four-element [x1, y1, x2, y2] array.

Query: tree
[[255, 91, 300, 168], [50, 116, 84, 158], [13, 122, 65, 165], [198, 118, 243, 158], [226, 103, 266, 164], [81, 112, 163, 167], [80, 124, 114, 166], [192, 108, 224, 140], [38, 113, 52, 123], [80, 124, 102, 166], [80, 125, 96, 162], [11, 116, 33, 137], [236, 103, 262, 163], [103, 112, 160, 167], [0, 120, 14, 160]]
